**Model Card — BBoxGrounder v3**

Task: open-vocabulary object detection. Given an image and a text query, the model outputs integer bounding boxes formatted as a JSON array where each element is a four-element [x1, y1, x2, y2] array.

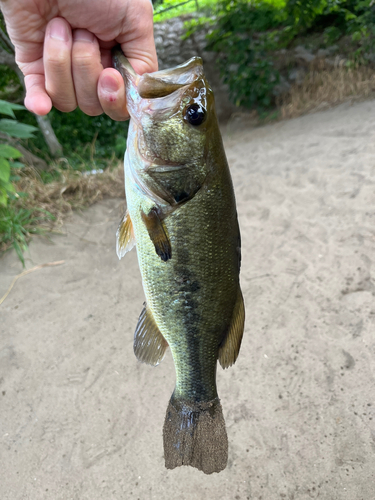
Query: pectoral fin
[[134, 304, 169, 366], [218, 289, 245, 369], [141, 208, 172, 262], [116, 210, 136, 260]]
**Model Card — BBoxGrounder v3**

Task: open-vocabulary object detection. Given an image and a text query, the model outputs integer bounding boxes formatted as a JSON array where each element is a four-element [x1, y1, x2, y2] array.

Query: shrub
[[197, 0, 375, 110], [204, 0, 287, 109], [0, 100, 53, 265]]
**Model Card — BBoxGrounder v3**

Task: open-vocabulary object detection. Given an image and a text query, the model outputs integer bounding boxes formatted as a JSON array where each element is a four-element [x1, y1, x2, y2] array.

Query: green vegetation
[[0, 100, 37, 207], [0, 100, 54, 265], [204, 0, 287, 108], [21, 108, 129, 174], [183, 0, 375, 109], [154, 0, 287, 22], [154, 0, 216, 22]]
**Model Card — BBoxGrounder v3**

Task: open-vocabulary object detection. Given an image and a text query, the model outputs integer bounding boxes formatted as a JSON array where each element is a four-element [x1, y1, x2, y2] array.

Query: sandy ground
[[1, 99, 375, 499]]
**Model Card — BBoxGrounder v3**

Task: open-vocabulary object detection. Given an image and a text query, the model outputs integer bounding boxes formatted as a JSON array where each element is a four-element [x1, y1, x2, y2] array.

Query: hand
[[0, 0, 157, 119]]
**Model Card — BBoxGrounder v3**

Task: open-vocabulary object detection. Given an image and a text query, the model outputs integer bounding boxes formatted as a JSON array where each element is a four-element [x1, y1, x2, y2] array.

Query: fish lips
[[137, 57, 204, 99], [123, 57, 206, 123]]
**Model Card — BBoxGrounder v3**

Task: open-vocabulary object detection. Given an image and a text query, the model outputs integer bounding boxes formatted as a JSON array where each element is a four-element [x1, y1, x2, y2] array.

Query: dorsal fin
[[134, 304, 169, 366], [116, 210, 136, 260], [218, 289, 245, 369]]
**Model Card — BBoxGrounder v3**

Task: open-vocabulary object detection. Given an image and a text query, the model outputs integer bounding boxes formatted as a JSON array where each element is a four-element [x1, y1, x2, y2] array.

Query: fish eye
[[184, 103, 206, 126]]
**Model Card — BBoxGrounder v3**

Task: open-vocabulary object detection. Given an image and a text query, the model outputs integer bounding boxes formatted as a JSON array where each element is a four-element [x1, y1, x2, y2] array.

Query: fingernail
[[73, 30, 95, 43], [49, 19, 69, 42], [101, 75, 119, 94]]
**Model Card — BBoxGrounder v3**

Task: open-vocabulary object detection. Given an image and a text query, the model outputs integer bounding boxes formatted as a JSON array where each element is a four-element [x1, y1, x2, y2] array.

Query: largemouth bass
[[114, 48, 245, 474]]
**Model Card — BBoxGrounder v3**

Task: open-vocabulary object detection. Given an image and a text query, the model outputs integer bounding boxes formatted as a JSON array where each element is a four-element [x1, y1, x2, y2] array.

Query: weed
[[0, 205, 54, 266]]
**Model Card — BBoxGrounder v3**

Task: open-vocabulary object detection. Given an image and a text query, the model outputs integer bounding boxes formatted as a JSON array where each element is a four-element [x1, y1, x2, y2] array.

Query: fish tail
[[163, 397, 228, 474]]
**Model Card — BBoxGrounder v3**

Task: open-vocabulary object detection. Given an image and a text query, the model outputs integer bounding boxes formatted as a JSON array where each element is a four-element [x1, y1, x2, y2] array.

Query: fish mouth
[[137, 57, 204, 99], [113, 46, 204, 99], [136, 58, 207, 123]]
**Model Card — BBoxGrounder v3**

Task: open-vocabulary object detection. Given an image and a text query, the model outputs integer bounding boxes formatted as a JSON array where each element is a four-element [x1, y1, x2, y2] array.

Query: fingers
[[44, 18, 77, 112], [98, 69, 129, 121], [72, 30, 103, 116], [117, 0, 158, 75], [43, 18, 128, 120], [24, 74, 53, 116]]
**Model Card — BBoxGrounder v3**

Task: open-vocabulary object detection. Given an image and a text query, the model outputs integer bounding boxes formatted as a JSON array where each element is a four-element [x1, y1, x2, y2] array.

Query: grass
[[153, 0, 286, 23], [0, 162, 125, 265], [154, 0, 215, 22], [15, 163, 124, 223], [0, 205, 54, 266], [278, 64, 375, 119]]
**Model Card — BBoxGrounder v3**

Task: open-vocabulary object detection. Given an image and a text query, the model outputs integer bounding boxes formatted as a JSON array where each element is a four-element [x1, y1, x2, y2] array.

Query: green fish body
[[114, 50, 245, 474]]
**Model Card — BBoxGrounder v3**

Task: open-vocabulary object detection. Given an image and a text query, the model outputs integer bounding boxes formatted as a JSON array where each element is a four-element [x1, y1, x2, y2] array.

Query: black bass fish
[[114, 48, 245, 474]]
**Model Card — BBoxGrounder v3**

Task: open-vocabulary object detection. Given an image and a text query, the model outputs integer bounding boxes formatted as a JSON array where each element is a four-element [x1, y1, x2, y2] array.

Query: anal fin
[[141, 207, 172, 262], [218, 289, 245, 369], [116, 209, 136, 260], [134, 303, 169, 366]]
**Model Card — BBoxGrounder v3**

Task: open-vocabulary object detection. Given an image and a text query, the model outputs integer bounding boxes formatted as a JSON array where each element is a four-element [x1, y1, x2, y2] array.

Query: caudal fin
[[163, 397, 228, 474]]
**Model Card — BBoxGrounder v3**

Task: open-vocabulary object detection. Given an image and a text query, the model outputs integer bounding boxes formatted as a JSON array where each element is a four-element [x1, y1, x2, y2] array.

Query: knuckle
[[47, 89, 77, 112], [140, 0, 154, 15], [45, 50, 70, 67], [83, 108, 103, 117], [45, 56, 71, 75], [73, 48, 99, 69], [80, 102, 103, 116], [54, 102, 77, 113]]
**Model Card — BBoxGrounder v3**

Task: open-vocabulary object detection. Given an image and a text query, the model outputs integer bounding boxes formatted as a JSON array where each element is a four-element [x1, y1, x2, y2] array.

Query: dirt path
[[1, 99, 375, 499]]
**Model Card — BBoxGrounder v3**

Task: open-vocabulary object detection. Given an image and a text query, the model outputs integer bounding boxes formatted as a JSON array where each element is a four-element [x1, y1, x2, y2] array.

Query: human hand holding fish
[[114, 48, 245, 474], [0, 0, 157, 119]]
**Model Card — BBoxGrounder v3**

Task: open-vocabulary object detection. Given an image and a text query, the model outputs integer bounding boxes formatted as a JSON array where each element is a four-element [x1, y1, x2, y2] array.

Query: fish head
[[114, 51, 217, 169]]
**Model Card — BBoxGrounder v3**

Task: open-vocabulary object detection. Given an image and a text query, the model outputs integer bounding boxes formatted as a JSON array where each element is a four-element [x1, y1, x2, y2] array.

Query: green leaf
[[0, 119, 38, 139], [13, 238, 25, 267], [0, 189, 8, 207], [16, 191, 28, 198], [0, 157, 11, 182], [0, 100, 25, 118], [3, 181, 15, 193], [0, 144, 22, 159], [10, 161, 25, 169]]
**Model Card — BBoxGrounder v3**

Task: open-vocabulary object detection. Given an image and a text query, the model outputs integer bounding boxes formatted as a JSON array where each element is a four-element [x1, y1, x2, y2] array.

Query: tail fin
[[163, 397, 228, 474]]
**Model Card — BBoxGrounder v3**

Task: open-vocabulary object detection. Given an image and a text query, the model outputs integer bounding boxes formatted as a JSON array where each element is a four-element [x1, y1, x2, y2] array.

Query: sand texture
[[1, 99, 375, 499]]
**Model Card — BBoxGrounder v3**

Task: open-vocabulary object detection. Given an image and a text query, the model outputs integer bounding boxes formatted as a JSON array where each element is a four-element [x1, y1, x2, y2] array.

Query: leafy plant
[[19, 106, 129, 171], [0, 99, 53, 265], [0, 143, 22, 207], [203, 0, 286, 109], [0, 206, 53, 266], [285, 0, 326, 29], [192, 0, 375, 110], [0, 99, 37, 206]]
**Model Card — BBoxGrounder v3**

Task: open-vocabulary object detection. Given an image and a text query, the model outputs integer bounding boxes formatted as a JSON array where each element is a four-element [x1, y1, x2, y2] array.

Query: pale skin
[[0, 0, 157, 120]]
